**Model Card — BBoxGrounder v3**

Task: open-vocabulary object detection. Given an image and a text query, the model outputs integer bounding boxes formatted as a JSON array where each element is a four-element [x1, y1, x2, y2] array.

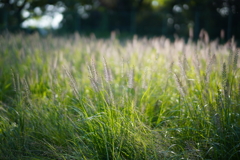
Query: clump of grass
[[0, 33, 239, 159]]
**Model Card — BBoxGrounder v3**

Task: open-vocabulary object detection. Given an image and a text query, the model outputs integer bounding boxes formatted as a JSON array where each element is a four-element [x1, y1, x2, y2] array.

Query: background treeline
[[0, 0, 240, 42]]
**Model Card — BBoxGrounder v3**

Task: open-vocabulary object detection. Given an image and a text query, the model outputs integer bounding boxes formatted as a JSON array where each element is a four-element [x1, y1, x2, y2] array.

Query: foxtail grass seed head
[[22, 78, 30, 97], [91, 57, 98, 82], [233, 49, 239, 71], [193, 51, 201, 80], [87, 64, 93, 78], [90, 77, 99, 92], [103, 57, 110, 83], [173, 72, 185, 97], [178, 58, 187, 85], [108, 67, 113, 82], [222, 62, 227, 84], [11, 69, 16, 92], [64, 67, 80, 98], [222, 63, 229, 97], [216, 86, 224, 110], [108, 85, 115, 106]]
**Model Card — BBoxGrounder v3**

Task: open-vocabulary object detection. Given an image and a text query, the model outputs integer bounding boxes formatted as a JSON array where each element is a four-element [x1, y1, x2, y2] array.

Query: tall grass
[[0, 33, 239, 159]]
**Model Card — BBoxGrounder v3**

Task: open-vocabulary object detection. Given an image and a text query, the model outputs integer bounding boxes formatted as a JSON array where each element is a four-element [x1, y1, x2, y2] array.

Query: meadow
[[0, 33, 239, 160]]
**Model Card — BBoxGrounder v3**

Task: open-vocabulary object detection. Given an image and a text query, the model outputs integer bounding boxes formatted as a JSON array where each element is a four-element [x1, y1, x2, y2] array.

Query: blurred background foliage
[[0, 0, 240, 41]]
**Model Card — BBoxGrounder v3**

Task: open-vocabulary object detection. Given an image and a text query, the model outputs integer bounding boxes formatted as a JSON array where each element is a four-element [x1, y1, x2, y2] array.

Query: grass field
[[0, 33, 239, 160]]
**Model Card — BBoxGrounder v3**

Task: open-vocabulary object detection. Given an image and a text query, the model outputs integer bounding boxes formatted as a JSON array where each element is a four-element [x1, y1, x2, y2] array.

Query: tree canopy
[[0, 0, 239, 40]]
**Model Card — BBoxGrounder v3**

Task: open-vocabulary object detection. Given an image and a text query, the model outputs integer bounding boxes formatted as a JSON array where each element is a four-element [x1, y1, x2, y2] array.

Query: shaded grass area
[[0, 33, 240, 159]]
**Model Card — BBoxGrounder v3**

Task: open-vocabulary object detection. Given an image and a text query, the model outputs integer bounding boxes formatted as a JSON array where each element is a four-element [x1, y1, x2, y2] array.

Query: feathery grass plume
[[178, 57, 188, 86], [182, 51, 189, 71], [121, 91, 126, 107], [16, 73, 20, 94], [121, 57, 124, 78], [63, 66, 80, 99], [228, 46, 234, 70], [173, 72, 185, 97], [128, 67, 134, 89], [108, 84, 115, 106], [103, 57, 111, 83], [11, 69, 16, 92], [216, 86, 224, 110], [22, 78, 30, 98], [222, 63, 229, 97], [91, 57, 99, 82], [89, 76, 99, 92], [222, 62, 227, 79], [87, 64, 93, 78], [22, 78, 33, 106], [233, 49, 239, 71], [87, 58, 100, 91], [193, 48, 201, 81], [108, 67, 113, 82]]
